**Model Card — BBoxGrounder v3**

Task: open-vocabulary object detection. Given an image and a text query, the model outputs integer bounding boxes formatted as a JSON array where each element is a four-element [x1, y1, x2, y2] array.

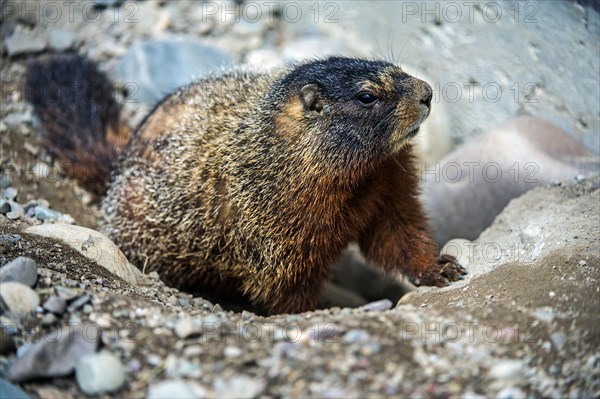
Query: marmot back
[[28, 55, 465, 314]]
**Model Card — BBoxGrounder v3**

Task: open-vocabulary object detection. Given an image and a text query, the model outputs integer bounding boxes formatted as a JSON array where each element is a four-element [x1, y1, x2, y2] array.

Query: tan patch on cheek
[[273, 97, 305, 139]]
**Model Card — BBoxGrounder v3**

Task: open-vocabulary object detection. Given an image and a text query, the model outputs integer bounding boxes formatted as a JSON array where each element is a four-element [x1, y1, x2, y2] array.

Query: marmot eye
[[356, 92, 379, 105]]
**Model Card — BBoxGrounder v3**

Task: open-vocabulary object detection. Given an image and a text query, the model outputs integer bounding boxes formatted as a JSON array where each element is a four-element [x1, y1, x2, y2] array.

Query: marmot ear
[[300, 84, 324, 113]]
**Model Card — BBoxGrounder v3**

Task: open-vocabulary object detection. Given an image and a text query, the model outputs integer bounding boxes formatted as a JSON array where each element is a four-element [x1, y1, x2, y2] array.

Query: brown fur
[[25, 54, 130, 196], [28, 56, 465, 314]]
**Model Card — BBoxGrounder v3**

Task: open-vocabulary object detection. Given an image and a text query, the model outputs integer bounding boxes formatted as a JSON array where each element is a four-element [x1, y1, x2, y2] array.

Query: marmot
[[26, 54, 465, 314]]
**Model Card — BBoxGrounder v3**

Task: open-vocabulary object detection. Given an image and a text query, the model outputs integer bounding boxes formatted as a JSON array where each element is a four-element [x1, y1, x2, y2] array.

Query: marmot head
[[271, 57, 433, 168]]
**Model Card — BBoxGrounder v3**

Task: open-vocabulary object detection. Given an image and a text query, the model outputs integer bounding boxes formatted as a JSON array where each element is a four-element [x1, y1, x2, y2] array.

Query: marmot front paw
[[411, 254, 467, 287]]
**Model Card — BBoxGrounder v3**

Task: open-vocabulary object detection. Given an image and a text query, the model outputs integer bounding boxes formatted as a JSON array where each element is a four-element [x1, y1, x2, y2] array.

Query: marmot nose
[[420, 82, 433, 109]]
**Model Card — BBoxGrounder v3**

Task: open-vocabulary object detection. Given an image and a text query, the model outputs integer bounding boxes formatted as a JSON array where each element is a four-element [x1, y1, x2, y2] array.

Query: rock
[[0, 282, 40, 315], [68, 294, 91, 311], [112, 39, 233, 107], [6, 211, 21, 220], [0, 379, 30, 399], [213, 375, 265, 399], [0, 257, 38, 287], [7, 327, 99, 382], [423, 116, 600, 245], [24, 224, 141, 285], [174, 318, 201, 339], [496, 387, 526, 399], [42, 295, 67, 315], [40, 313, 58, 326], [3, 187, 17, 200], [33, 206, 61, 221], [223, 346, 243, 358], [46, 29, 77, 51], [7, 201, 24, 218], [31, 162, 49, 179], [4, 30, 46, 56], [75, 351, 126, 395], [488, 360, 526, 381], [55, 286, 82, 301], [3, 112, 33, 128], [360, 299, 393, 311], [550, 332, 566, 350], [342, 329, 371, 343], [147, 379, 201, 399]]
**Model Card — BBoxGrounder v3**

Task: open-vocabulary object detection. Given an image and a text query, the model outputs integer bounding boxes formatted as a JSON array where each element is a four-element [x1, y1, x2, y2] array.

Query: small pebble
[[183, 345, 202, 357], [68, 294, 92, 311], [4, 30, 46, 56], [3, 187, 17, 201], [46, 29, 77, 51], [578, 260, 587, 266], [488, 360, 525, 381], [147, 379, 200, 399], [42, 295, 67, 315], [0, 282, 40, 315], [55, 286, 82, 301], [223, 346, 243, 358], [32, 163, 50, 179], [40, 313, 58, 326], [6, 211, 21, 220], [532, 307, 557, 322], [167, 295, 178, 306], [0, 257, 38, 287], [178, 297, 191, 309], [34, 206, 61, 221], [496, 386, 526, 399], [550, 332, 566, 350], [213, 375, 265, 399], [342, 329, 371, 343], [76, 352, 126, 395], [174, 318, 201, 339], [360, 299, 393, 311]]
